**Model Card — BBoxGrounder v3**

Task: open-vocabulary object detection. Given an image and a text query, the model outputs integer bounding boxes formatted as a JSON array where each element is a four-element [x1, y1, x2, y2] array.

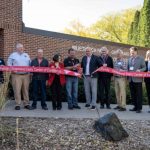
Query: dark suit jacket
[[144, 61, 150, 83], [98, 55, 113, 78], [0, 58, 5, 83], [81, 54, 102, 78], [31, 57, 49, 80]]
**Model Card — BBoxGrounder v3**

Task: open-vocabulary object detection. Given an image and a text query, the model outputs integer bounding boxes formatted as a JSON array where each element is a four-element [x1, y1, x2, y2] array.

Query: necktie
[[131, 57, 135, 66], [102, 56, 106, 63]]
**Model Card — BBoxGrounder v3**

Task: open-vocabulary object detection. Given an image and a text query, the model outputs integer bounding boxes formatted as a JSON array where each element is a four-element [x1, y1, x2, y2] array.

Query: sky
[[23, 0, 144, 33]]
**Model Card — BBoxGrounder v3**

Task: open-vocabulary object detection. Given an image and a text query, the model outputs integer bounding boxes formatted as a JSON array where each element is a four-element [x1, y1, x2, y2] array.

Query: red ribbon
[[94, 66, 150, 78], [0, 66, 81, 78], [1, 66, 150, 78]]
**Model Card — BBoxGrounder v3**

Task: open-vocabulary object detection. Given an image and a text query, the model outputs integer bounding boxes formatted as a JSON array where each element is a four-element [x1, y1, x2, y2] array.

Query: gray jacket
[[127, 56, 146, 83]]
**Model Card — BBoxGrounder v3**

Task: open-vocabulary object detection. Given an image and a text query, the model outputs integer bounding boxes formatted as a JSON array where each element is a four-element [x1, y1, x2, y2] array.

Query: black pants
[[32, 79, 47, 107], [145, 82, 150, 106], [98, 77, 111, 106], [129, 81, 143, 110], [51, 75, 62, 109]]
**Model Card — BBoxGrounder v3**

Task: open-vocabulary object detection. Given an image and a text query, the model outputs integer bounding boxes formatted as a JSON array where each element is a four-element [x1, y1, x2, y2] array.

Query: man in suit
[[144, 50, 150, 113], [0, 58, 5, 84], [98, 47, 113, 109], [81, 47, 102, 110], [128, 47, 146, 113], [31, 49, 49, 110]]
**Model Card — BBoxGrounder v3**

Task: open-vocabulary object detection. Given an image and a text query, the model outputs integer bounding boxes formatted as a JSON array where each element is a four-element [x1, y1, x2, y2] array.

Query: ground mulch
[[0, 117, 150, 150]]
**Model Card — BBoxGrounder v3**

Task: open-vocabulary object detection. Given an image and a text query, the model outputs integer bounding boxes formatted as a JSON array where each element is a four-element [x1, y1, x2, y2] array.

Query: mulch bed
[[0, 117, 150, 150]]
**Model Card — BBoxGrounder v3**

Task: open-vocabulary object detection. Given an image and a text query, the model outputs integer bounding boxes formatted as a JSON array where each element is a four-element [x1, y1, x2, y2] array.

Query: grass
[[0, 72, 11, 110]]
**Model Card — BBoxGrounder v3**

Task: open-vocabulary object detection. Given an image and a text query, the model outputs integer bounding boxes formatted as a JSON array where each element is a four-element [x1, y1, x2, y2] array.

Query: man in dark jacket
[[98, 47, 113, 109], [144, 50, 150, 113], [0, 58, 5, 84], [31, 49, 49, 110], [81, 47, 102, 110]]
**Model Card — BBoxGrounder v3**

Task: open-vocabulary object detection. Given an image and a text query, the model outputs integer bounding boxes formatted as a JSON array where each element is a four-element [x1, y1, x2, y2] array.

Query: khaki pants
[[11, 74, 30, 106], [114, 77, 126, 108]]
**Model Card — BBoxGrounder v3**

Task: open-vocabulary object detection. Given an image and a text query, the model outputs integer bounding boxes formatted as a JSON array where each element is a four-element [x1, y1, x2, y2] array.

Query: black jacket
[[64, 57, 79, 72], [144, 61, 150, 82], [98, 55, 113, 78], [31, 58, 49, 80], [0, 58, 5, 83], [81, 54, 102, 78]]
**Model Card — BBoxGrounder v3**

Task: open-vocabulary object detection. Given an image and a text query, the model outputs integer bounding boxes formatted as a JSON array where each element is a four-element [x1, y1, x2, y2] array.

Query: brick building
[[0, 0, 149, 62]]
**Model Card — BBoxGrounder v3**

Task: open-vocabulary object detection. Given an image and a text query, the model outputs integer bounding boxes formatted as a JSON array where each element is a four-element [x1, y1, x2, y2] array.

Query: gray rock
[[93, 112, 129, 141]]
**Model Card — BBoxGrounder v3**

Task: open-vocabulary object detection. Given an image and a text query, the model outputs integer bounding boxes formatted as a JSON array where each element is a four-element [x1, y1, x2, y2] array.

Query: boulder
[[93, 112, 129, 141]]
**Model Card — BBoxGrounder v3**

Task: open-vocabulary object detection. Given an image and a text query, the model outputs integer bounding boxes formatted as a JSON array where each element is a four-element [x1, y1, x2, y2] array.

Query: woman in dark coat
[[48, 54, 65, 110], [144, 50, 150, 113]]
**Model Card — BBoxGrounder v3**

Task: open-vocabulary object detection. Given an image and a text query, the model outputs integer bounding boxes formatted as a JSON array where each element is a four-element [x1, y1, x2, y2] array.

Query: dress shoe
[[31, 105, 37, 109], [73, 105, 81, 109], [68, 106, 73, 110], [57, 106, 62, 110], [100, 105, 104, 109], [118, 107, 126, 111], [24, 105, 33, 110], [129, 108, 137, 111], [15, 106, 20, 110], [136, 110, 142, 113], [106, 106, 111, 109], [91, 106, 96, 110], [85, 104, 90, 107], [42, 106, 48, 110], [114, 106, 120, 110]]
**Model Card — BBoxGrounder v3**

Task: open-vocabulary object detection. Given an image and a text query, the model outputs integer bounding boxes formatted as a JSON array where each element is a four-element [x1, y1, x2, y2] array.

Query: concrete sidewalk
[[0, 100, 150, 120]]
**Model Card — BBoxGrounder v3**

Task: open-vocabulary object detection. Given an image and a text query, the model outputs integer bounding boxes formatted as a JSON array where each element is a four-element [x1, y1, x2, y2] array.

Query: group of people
[[0, 43, 150, 113]]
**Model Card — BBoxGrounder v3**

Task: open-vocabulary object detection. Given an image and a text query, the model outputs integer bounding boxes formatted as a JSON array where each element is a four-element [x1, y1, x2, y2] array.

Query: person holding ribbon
[[48, 54, 65, 110], [0, 57, 5, 84], [128, 47, 146, 113], [98, 47, 113, 109], [144, 50, 150, 113], [81, 47, 102, 110], [64, 48, 81, 110], [30, 49, 49, 110], [7, 43, 32, 110], [113, 49, 127, 111]]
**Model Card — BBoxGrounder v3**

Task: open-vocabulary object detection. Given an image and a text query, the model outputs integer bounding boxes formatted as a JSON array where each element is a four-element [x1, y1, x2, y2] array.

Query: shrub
[[7, 79, 148, 105]]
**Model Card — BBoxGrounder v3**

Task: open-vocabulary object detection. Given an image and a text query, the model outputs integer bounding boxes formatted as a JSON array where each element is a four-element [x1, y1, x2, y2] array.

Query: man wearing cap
[[30, 49, 49, 110], [7, 43, 32, 110]]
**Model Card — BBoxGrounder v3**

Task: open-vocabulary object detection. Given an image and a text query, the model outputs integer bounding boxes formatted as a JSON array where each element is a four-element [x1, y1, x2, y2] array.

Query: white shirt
[[7, 51, 31, 66], [148, 61, 150, 71], [85, 56, 91, 75]]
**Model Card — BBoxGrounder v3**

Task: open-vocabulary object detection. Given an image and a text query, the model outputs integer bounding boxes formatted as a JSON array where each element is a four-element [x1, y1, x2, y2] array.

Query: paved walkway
[[0, 100, 150, 120]]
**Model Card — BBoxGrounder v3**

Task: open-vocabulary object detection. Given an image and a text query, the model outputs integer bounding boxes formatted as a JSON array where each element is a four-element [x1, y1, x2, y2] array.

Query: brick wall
[[0, 0, 149, 63]]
